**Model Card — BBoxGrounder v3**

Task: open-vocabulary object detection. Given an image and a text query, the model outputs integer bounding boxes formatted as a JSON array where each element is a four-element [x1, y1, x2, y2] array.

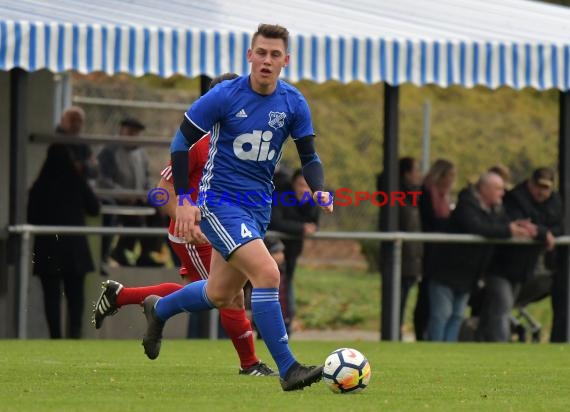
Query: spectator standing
[[414, 158, 456, 340], [55, 106, 98, 180], [377, 157, 424, 339], [396, 157, 424, 337], [28, 143, 100, 338]]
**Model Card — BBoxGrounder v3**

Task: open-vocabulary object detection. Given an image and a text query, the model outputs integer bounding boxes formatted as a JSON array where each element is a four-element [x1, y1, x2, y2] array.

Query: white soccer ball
[[322, 347, 371, 394]]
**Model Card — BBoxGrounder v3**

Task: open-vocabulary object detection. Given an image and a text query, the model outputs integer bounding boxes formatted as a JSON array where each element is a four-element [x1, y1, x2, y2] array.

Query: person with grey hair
[[56, 106, 98, 179], [477, 167, 563, 342], [426, 172, 534, 342]]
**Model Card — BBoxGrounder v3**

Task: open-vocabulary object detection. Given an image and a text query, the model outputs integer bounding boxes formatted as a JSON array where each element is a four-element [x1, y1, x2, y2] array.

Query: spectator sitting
[[426, 172, 533, 342], [477, 167, 563, 342], [98, 118, 165, 267]]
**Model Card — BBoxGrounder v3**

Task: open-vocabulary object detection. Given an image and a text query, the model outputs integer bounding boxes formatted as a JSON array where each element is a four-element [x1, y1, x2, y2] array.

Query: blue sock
[[155, 280, 215, 321], [251, 288, 297, 378]]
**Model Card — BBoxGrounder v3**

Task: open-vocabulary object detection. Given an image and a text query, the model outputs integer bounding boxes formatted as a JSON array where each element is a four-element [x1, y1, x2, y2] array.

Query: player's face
[[247, 35, 289, 95]]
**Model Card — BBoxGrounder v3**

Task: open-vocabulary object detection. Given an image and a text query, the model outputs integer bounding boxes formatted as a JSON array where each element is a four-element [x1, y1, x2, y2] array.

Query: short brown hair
[[252, 24, 289, 51], [209, 72, 239, 89]]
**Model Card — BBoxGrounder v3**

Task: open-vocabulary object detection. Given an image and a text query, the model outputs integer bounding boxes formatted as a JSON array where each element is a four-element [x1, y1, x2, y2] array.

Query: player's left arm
[[292, 94, 333, 214], [294, 135, 333, 214]]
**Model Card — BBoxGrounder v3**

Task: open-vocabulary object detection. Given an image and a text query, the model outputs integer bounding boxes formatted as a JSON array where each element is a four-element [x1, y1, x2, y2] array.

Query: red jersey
[[160, 133, 212, 281], [160, 132, 210, 204]]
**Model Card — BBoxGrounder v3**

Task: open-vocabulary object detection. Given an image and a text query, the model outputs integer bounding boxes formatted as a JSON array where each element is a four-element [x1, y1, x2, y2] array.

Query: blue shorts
[[199, 204, 270, 260]]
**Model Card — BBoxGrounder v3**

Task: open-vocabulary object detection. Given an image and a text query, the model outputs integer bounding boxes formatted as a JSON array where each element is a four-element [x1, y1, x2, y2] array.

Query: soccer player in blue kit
[[141, 23, 333, 391]]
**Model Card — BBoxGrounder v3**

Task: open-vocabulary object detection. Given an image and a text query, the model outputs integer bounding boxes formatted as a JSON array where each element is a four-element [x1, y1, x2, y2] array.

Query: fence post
[[17, 229, 31, 339], [208, 310, 220, 340], [380, 83, 400, 341], [390, 238, 403, 341]]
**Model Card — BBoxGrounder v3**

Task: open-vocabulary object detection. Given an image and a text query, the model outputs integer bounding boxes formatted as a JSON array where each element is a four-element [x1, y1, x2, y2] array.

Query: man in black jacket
[[427, 172, 532, 341], [28, 144, 101, 339], [477, 168, 563, 342]]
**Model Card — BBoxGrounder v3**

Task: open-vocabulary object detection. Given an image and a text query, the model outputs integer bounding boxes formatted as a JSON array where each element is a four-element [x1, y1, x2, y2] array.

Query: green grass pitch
[[0, 340, 568, 411]]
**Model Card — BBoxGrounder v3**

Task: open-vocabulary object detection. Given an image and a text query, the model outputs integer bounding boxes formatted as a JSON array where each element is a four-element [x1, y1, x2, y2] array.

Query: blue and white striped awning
[[1, 0, 570, 90]]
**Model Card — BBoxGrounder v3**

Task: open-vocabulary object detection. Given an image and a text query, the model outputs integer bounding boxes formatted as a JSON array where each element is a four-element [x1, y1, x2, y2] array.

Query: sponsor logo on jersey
[[233, 130, 276, 161]]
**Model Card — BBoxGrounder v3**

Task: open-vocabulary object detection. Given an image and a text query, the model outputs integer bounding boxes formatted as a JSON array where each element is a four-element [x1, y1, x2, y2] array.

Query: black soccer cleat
[[239, 361, 279, 377], [280, 362, 324, 391], [142, 295, 165, 360], [93, 280, 123, 329]]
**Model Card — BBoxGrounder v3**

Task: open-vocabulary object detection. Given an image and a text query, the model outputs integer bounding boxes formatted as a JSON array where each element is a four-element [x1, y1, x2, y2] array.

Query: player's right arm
[[170, 115, 209, 244], [171, 89, 223, 243]]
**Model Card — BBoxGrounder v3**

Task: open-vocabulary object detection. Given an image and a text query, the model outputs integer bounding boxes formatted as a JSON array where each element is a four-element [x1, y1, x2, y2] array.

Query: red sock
[[219, 308, 259, 369], [116, 283, 183, 307]]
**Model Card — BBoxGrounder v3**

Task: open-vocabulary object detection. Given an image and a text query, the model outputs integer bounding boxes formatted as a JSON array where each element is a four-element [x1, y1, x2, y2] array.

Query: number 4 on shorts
[[241, 223, 252, 238]]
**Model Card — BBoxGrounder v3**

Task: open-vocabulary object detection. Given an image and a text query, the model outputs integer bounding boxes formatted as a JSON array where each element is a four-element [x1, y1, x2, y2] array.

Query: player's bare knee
[[231, 292, 245, 308], [249, 262, 281, 288], [206, 290, 232, 308]]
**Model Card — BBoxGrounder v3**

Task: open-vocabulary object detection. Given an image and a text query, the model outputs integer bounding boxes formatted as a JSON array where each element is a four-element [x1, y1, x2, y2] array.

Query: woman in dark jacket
[[28, 143, 100, 339], [414, 159, 456, 340]]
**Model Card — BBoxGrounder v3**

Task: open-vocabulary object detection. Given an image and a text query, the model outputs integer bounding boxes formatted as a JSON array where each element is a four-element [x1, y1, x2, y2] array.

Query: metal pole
[[390, 238, 403, 340], [556, 90, 570, 342], [208, 309, 219, 340], [9, 224, 559, 244], [17, 230, 31, 339], [422, 101, 431, 174], [10, 68, 28, 339], [380, 83, 400, 341]]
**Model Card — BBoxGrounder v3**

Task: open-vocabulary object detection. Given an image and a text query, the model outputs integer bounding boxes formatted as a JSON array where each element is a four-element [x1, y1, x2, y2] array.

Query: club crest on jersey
[[268, 111, 286, 130]]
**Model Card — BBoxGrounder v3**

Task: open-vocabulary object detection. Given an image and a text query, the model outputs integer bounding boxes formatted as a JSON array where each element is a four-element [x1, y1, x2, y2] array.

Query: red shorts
[[169, 240, 212, 283]]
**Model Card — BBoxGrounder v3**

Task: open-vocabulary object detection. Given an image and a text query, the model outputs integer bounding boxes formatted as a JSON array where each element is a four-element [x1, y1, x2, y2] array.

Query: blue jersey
[[186, 76, 314, 207]]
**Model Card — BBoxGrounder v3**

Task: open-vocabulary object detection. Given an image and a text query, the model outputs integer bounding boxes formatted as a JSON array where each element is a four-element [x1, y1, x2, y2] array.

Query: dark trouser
[[400, 276, 419, 339], [39, 272, 86, 339], [551, 269, 568, 342], [112, 215, 144, 256], [100, 197, 118, 262], [477, 276, 520, 342], [282, 254, 300, 333], [413, 277, 430, 341], [138, 211, 167, 259], [112, 210, 167, 264]]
